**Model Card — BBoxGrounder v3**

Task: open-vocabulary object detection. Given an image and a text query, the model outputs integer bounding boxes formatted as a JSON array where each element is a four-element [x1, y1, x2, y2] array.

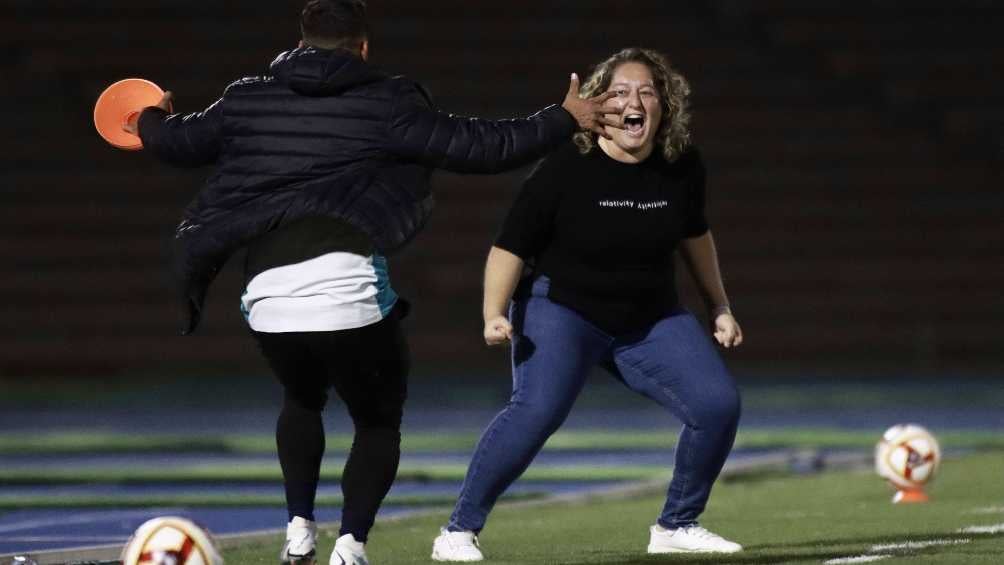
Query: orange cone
[[93, 78, 165, 150], [892, 488, 929, 504]]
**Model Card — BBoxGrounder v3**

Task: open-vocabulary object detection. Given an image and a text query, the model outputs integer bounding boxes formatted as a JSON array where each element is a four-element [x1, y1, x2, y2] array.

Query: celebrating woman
[[432, 48, 744, 561]]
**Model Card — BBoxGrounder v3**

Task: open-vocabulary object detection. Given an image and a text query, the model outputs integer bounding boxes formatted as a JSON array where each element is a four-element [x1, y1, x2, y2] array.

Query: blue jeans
[[448, 277, 741, 532]]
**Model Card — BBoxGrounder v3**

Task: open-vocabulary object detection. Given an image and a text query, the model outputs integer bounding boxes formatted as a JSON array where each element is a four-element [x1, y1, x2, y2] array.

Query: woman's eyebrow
[[610, 81, 657, 88]]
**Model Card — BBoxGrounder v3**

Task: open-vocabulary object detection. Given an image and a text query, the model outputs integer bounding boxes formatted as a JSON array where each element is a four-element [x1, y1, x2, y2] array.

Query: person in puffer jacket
[[128, 1, 620, 563]]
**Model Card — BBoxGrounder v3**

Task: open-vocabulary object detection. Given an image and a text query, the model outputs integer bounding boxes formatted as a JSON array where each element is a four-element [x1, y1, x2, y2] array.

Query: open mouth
[[623, 114, 645, 136]]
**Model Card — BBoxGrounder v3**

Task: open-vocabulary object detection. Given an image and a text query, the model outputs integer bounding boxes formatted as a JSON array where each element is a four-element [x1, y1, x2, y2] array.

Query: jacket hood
[[270, 47, 387, 96]]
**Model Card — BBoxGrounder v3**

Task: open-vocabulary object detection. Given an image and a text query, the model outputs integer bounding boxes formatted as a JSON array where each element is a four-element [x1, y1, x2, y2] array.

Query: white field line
[[824, 555, 892, 564], [967, 505, 1004, 514], [1, 536, 126, 543], [959, 522, 1004, 534], [0, 508, 183, 534], [870, 538, 970, 552], [826, 537, 975, 563]]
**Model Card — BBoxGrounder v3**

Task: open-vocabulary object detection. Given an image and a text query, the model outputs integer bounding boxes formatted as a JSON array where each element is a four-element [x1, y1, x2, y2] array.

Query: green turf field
[[221, 452, 1004, 564], [5, 428, 1004, 455], [0, 462, 669, 486]]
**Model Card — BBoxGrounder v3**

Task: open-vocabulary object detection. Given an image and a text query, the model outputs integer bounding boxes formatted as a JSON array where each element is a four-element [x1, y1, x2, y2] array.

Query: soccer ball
[[874, 424, 941, 490], [121, 516, 224, 565]]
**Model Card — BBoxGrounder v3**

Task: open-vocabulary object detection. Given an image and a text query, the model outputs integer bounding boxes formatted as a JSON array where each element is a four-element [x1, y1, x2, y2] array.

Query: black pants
[[253, 309, 409, 542]]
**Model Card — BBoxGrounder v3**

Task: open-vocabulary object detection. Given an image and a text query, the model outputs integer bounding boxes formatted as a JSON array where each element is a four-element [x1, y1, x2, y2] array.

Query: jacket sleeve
[[386, 80, 577, 174], [138, 97, 223, 168]]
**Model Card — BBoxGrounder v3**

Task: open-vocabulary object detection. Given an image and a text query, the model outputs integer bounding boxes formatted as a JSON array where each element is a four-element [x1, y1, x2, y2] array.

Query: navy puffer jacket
[[138, 47, 576, 334]]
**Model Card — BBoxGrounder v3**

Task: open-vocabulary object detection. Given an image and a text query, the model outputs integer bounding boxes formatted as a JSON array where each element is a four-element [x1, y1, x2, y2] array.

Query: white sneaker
[[647, 524, 742, 554], [280, 516, 317, 564], [431, 528, 484, 562], [330, 533, 369, 565]]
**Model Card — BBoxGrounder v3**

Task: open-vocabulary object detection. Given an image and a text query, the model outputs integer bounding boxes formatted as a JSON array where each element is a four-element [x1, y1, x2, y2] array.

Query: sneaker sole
[[331, 548, 369, 565], [431, 548, 483, 562], [648, 544, 741, 554]]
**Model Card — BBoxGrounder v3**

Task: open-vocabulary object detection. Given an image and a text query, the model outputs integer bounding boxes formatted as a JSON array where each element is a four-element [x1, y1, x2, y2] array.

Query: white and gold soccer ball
[[121, 516, 224, 565], [874, 424, 941, 490]]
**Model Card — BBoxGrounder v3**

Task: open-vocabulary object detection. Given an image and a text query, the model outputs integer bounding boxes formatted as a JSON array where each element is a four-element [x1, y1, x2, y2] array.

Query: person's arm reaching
[[128, 91, 224, 168], [679, 232, 743, 348], [483, 246, 525, 345], [387, 73, 621, 174]]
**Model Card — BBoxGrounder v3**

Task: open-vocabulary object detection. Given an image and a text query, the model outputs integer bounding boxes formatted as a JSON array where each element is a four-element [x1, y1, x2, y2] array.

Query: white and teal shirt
[[239, 218, 398, 333], [241, 252, 397, 333]]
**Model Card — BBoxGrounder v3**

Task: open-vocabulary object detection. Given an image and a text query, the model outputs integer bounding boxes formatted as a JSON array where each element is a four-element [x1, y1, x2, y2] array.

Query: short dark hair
[[301, 0, 368, 50]]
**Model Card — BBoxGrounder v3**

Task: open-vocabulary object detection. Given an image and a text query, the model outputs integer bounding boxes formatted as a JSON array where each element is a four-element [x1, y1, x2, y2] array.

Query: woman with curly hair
[[431, 48, 744, 561]]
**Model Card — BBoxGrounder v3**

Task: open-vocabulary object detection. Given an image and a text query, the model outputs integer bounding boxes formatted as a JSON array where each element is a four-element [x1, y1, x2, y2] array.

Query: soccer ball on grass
[[121, 516, 223, 565]]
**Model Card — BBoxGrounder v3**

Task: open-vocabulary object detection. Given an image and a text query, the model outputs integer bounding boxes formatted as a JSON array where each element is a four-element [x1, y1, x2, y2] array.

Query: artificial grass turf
[[220, 452, 1004, 564], [5, 428, 1004, 455], [0, 464, 667, 486], [0, 492, 544, 510]]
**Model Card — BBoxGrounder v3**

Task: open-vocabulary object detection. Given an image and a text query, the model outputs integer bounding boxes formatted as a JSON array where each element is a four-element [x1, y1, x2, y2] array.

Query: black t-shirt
[[495, 142, 709, 335]]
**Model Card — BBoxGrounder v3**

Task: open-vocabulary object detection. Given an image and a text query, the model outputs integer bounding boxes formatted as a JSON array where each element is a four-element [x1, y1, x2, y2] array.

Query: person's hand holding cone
[[93, 78, 169, 150], [121, 91, 173, 135]]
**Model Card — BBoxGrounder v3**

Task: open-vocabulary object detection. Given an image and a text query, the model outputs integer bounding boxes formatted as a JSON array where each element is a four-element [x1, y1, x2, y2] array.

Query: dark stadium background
[[3, 0, 1002, 381]]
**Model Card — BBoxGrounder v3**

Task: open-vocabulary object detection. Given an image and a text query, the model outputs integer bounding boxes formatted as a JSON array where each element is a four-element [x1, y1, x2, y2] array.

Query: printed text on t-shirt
[[598, 199, 669, 210]]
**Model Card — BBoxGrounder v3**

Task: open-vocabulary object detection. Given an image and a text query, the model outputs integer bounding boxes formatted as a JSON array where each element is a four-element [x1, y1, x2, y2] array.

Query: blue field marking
[[0, 478, 622, 500], [3, 403, 1003, 434], [0, 449, 682, 471], [0, 508, 188, 554], [0, 506, 423, 555], [5, 449, 678, 468]]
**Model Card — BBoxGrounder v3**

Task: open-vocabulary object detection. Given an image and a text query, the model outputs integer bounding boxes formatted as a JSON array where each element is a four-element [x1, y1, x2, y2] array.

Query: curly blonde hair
[[573, 48, 692, 163]]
